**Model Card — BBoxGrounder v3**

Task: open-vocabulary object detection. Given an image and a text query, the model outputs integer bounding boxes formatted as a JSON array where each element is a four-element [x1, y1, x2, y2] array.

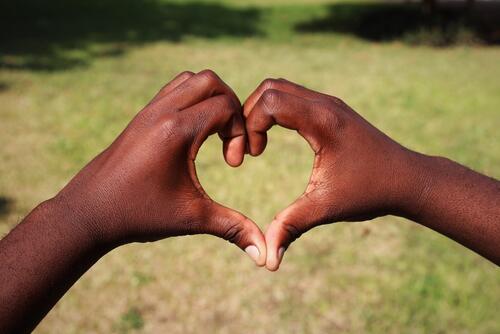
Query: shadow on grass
[[0, 82, 9, 92], [0, 0, 261, 71], [0, 197, 14, 219], [296, 1, 500, 46]]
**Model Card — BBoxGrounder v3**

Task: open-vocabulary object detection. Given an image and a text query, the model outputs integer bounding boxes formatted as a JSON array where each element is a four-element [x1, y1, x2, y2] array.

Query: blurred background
[[1, 0, 499, 333]]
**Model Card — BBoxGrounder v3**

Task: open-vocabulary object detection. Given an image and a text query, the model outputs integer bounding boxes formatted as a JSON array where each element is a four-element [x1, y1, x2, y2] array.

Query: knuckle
[[135, 107, 158, 127], [214, 94, 236, 111], [260, 89, 281, 110], [179, 70, 194, 77], [315, 100, 332, 115], [314, 100, 342, 131], [325, 101, 344, 128], [329, 95, 347, 109], [261, 78, 279, 90], [178, 70, 195, 80], [154, 113, 183, 140], [331, 95, 344, 104], [222, 223, 244, 245], [276, 78, 292, 86], [197, 69, 219, 85]]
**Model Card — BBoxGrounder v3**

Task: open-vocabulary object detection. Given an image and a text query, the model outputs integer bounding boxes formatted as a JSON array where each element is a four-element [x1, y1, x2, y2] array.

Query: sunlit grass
[[0, 1, 499, 333]]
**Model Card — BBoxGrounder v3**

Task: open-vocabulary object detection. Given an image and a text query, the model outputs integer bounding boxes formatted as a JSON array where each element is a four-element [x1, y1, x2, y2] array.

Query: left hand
[[243, 78, 425, 270]]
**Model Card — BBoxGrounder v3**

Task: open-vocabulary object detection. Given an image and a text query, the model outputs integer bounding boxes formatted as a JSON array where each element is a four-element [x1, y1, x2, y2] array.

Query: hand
[[54, 70, 267, 265], [244, 78, 426, 270]]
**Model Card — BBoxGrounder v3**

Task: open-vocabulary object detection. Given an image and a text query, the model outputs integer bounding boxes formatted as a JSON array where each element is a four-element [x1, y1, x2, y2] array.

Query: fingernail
[[245, 245, 260, 264], [278, 247, 285, 264], [267, 246, 286, 272]]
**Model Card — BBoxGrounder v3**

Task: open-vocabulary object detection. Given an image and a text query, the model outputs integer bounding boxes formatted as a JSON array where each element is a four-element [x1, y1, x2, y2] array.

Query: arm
[[0, 201, 108, 333], [242, 78, 500, 271], [0, 70, 267, 333], [405, 153, 500, 263]]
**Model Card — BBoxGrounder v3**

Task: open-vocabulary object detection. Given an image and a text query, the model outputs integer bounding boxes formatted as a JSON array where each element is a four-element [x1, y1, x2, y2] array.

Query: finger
[[150, 71, 195, 104], [204, 202, 267, 266], [164, 70, 245, 166], [245, 89, 323, 156], [220, 111, 246, 167], [165, 69, 240, 113], [265, 194, 326, 271], [183, 94, 246, 166], [243, 78, 325, 118]]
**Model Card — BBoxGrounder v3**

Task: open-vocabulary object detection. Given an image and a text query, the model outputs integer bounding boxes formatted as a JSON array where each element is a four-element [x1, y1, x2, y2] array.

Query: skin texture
[[243, 78, 500, 271], [0, 70, 266, 333], [0, 71, 498, 333]]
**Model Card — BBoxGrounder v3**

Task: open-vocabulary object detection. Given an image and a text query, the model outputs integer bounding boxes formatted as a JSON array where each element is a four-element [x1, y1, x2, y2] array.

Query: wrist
[[392, 150, 438, 221], [36, 196, 111, 253]]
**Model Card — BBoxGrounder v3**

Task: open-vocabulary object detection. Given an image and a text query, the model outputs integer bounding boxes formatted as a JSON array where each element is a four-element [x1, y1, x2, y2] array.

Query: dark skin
[[243, 78, 500, 270], [0, 70, 267, 333], [0, 71, 499, 333]]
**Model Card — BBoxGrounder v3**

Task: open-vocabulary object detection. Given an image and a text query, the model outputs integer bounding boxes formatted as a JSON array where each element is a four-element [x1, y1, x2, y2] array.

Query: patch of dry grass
[[1, 1, 499, 333]]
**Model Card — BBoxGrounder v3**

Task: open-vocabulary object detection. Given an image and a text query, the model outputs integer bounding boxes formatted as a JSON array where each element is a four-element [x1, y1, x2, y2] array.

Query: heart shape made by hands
[[195, 77, 408, 271], [196, 127, 313, 262]]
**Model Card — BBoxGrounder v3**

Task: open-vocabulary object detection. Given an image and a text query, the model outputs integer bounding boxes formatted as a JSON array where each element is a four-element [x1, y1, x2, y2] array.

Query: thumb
[[203, 201, 267, 266], [265, 194, 326, 271]]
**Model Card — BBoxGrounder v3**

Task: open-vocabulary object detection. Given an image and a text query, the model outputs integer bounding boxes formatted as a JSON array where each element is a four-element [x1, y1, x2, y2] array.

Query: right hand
[[52, 70, 267, 265], [244, 78, 427, 271]]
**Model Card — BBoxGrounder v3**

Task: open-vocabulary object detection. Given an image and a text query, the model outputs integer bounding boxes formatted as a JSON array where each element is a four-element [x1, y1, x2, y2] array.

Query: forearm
[[404, 153, 500, 264], [0, 199, 108, 333]]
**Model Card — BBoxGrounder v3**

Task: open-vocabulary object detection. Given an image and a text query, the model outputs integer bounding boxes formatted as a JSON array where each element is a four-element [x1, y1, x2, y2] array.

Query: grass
[[1, 0, 499, 333]]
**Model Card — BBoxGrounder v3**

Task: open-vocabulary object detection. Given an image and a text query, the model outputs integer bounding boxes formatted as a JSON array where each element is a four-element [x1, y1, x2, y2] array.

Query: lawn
[[0, 0, 499, 333]]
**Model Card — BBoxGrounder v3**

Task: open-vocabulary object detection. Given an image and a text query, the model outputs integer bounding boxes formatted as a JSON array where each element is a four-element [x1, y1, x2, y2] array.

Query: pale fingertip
[[255, 244, 267, 267], [245, 245, 260, 265], [265, 246, 284, 272], [224, 137, 245, 167], [248, 230, 267, 267], [224, 153, 244, 167], [265, 258, 280, 271]]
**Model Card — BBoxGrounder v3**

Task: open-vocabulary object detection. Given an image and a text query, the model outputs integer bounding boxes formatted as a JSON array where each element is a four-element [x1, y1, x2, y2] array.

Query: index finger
[[245, 89, 324, 156], [243, 78, 326, 118], [149, 71, 195, 104], [156, 70, 246, 167]]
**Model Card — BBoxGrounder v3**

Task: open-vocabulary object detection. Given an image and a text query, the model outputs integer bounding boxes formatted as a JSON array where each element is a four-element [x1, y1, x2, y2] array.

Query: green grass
[[116, 308, 145, 333], [1, 1, 499, 333]]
